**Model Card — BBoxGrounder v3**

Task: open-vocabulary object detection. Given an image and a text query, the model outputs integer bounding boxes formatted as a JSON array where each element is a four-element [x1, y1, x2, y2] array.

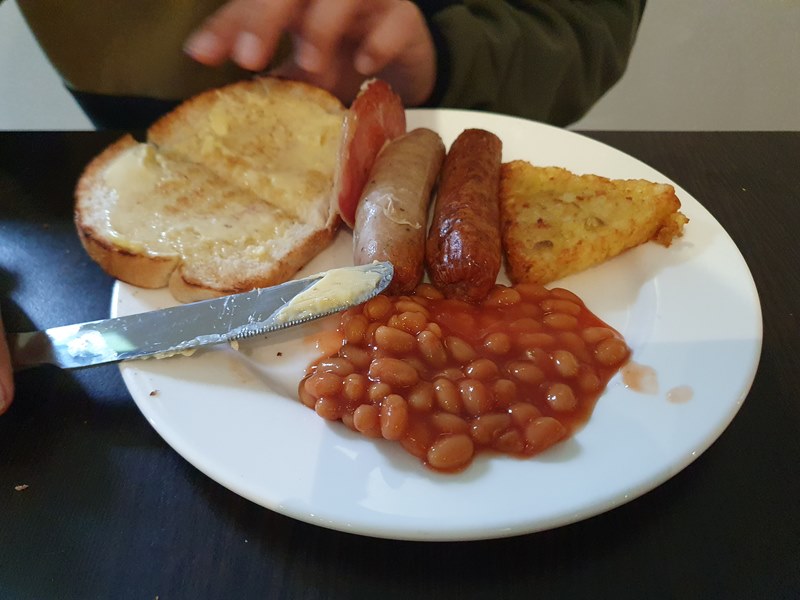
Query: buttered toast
[[75, 78, 346, 302], [499, 162, 688, 285]]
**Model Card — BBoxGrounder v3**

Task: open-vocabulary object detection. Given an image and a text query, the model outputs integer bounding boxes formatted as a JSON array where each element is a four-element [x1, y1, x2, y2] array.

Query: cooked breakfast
[[500, 162, 688, 285], [353, 128, 445, 294], [72, 77, 690, 473], [425, 129, 504, 302], [299, 282, 630, 472]]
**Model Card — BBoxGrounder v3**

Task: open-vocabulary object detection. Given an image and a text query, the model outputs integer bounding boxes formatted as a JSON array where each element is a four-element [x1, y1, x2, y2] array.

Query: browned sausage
[[353, 128, 446, 294], [425, 129, 503, 302]]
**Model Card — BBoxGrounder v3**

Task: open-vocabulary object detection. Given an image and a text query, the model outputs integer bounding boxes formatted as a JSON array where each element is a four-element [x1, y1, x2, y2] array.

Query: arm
[[422, 0, 646, 125]]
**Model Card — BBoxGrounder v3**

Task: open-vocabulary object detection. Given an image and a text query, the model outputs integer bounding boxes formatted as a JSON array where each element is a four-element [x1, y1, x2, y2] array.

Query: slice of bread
[[75, 78, 346, 302], [499, 161, 688, 285]]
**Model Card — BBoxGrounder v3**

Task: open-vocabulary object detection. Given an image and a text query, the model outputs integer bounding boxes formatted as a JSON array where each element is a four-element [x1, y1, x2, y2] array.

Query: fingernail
[[354, 52, 376, 75], [296, 42, 322, 73], [233, 32, 266, 70], [184, 31, 220, 60]]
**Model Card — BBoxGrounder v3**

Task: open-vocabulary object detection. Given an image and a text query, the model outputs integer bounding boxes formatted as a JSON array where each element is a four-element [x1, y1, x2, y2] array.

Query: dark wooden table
[[1, 131, 798, 599]]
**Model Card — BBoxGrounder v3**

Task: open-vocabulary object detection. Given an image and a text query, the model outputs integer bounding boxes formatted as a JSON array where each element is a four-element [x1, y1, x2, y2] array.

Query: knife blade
[[8, 262, 393, 370]]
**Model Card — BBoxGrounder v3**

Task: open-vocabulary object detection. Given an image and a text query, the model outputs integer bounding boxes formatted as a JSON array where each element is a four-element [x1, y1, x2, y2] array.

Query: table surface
[[1, 130, 798, 600]]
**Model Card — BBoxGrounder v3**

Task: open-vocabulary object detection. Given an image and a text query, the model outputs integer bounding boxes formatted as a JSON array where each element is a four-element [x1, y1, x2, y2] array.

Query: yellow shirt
[[17, 0, 252, 100]]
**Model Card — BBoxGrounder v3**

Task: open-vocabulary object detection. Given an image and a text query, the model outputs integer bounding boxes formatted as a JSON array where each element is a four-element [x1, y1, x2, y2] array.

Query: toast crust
[[75, 135, 182, 289], [500, 162, 689, 285]]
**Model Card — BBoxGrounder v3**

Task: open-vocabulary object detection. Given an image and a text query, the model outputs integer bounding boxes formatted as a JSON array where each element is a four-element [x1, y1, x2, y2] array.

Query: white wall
[[1, 0, 798, 131], [573, 0, 800, 130], [0, 0, 92, 130]]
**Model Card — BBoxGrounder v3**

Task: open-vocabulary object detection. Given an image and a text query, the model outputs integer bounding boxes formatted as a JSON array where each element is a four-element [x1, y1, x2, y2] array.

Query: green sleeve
[[422, 1, 646, 126]]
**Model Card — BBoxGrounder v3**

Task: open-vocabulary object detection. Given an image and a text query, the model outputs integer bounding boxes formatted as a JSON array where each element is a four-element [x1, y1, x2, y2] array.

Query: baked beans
[[299, 282, 630, 472]]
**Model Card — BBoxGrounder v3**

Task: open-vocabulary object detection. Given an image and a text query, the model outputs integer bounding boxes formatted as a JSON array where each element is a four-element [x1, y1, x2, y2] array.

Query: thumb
[[0, 308, 14, 415]]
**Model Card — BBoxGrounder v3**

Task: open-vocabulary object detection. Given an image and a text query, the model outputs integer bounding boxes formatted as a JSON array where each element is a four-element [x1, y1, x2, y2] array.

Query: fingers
[[0, 309, 13, 415], [354, 2, 425, 75], [295, 0, 361, 74], [186, 0, 302, 71]]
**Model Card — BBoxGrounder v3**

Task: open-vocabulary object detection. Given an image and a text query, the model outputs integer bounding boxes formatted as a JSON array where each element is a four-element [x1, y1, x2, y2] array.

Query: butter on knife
[[8, 262, 393, 370]]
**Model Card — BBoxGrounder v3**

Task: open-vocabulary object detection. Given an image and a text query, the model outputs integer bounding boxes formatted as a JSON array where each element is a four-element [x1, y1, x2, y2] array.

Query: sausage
[[425, 128, 503, 302], [353, 128, 446, 294]]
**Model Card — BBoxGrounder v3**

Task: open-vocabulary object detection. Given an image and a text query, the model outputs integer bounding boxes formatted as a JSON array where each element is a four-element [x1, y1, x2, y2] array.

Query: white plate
[[113, 109, 762, 541]]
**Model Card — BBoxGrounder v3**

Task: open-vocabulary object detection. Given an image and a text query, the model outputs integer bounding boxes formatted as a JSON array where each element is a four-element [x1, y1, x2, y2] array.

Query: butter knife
[[8, 262, 393, 370]]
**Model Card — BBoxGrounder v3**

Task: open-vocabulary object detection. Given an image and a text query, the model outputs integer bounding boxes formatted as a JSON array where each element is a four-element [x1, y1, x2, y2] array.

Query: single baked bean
[[509, 402, 542, 426], [434, 378, 462, 414], [341, 412, 356, 431], [483, 286, 522, 307], [594, 337, 630, 366], [380, 394, 409, 440], [315, 398, 341, 421], [524, 417, 567, 453], [465, 358, 499, 381], [395, 300, 430, 318], [483, 332, 512, 355], [557, 332, 589, 361], [509, 317, 543, 334], [374, 326, 416, 355], [516, 303, 543, 319], [353, 404, 381, 437], [298, 383, 317, 409], [437, 367, 464, 381], [364, 295, 393, 321], [492, 379, 517, 408], [407, 381, 435, 412], [343, 314, 368, 345], [546, 383, 578, 412], [552, 350, 580, 378], [368, 382, 392, 402], [342, 373, 368, 403], [494, 430, 525, 454], [577, 366, 602, 392], [549, 287, 583, 304], [516, 332, 556, 350], [478, 313, 503, 332], [431, 412, 469, 434], [304, 372, 342, 399], [426, 322, 443, 337], [415, 283, 444, 300], [540, 298, 582, 316], [507, 361, 546, 385], [543, 313, 579, 330], [401, 420, 436, 459], [427, 434, 474, 471], [368, 358, 419, 388], [582, 326, 615, 344], [364, 322, 381, 345], [410, 295, 429, 308], [516, 283, 550, 302], [470, 413, 512, 445], [339, 344, 371, 369], [417, 330, 448, 368], [316, 357, 355, 377], [392, 311, 428, 335], [459, 379, 493, 416], [444, 336, 478, 364], [438, 311, 476, 337], [404, 357, 428, 376], [523, 347, 552, 370]]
